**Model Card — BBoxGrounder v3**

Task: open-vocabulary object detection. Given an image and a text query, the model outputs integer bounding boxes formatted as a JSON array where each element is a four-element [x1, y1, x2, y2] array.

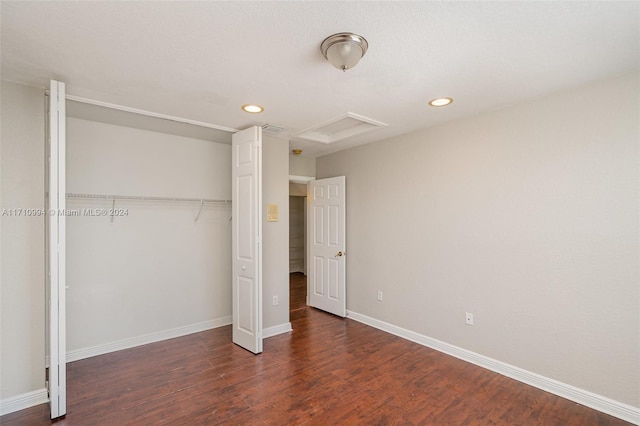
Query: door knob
[[335, 251, 344, 257]]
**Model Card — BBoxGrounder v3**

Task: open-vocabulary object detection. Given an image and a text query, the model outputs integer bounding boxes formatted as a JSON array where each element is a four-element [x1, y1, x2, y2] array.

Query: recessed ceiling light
[[242, 104, 264, 113], [429, 98, 454, 107]]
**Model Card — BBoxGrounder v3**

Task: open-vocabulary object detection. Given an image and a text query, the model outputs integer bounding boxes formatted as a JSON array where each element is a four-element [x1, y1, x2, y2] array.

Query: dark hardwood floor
[[1, 274, 630, 425], [289, 272, 307, 319]]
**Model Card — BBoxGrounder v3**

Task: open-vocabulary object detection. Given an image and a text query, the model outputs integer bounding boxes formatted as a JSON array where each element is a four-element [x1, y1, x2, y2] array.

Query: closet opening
[[63, 99, 235, 359], [47, 91, 237, 418]]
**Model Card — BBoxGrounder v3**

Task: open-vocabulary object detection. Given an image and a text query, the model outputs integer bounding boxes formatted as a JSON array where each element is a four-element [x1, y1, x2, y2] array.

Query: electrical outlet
[[465, 312, 474, 326], [273, 296, 279, 306], [377, 291, 383, 301]]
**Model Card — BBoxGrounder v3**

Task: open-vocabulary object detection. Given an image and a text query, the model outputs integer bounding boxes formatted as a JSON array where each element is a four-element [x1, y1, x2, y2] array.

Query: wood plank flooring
[[1, 274, 631, 425], [289, 272, 307, 316]]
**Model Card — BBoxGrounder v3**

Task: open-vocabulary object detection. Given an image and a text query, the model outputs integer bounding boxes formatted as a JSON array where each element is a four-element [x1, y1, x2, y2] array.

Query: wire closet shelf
[[66, 193, 231, 204], [65, 193, 231, 222]]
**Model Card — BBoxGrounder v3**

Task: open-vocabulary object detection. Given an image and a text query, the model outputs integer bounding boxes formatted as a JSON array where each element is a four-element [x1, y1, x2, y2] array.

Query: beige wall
[[289, 182, 307, 196], [289, 154, 315, 177], [262, 135, 290, 329], [317, 72, 639, 407], [0, 81, 46, 399]]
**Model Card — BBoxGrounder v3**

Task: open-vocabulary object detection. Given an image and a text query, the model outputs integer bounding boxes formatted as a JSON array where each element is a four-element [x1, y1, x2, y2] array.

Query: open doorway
[[289, 195, 306, 274], [289, 180, 308, 321], [289, 193, 306, 320]]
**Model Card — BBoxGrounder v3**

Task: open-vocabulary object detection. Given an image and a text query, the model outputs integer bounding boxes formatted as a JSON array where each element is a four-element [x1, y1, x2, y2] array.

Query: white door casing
[[48, 80, 67, 419], [308, 176, 346, 317], [231, 126, 263, 354]]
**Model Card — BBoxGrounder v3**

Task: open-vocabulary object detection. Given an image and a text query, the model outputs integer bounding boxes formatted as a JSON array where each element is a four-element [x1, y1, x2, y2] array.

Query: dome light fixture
[[321, 32, 368, 72], [429, 98, 454, 107], [242, 104, 264, 113]]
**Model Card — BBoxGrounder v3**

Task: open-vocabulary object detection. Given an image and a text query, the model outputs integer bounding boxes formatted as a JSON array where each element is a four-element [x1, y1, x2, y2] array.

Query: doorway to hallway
[[289, 190, 307, 323]]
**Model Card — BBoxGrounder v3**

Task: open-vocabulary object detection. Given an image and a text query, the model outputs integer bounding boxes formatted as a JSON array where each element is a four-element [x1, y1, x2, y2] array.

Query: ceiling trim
[[289, 175, 315, 184]]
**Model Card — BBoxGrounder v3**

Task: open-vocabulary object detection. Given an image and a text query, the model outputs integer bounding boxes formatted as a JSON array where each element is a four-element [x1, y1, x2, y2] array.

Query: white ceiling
[[2, 1, 638, 157]]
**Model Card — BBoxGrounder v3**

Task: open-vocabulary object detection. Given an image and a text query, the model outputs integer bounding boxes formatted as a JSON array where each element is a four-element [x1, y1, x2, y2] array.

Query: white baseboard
[[263, 322, 292, 339], [67, 316, 232, 362], [0, 388, 48, 416], [346, 310, 640, 425]]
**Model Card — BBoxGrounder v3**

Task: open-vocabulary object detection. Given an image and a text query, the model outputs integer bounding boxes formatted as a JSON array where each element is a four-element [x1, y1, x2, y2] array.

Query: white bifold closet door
[[231, 126, 263, 354], [47, 79, 67, 419]]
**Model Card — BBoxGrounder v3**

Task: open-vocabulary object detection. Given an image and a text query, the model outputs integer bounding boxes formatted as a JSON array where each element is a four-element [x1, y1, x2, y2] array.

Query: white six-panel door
[[48, 79, 67, 419], [308, 176, 346, 317], [231, 126, 263, 354]]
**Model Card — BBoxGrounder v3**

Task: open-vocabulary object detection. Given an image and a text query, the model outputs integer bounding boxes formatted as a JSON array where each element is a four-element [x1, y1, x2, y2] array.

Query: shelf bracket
[[194, 200, 205, 222], [110, 198, 116, 223]]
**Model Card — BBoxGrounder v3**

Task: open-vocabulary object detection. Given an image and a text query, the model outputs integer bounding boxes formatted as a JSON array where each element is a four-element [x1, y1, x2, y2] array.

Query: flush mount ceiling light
[[429, 98, 454, 107], [242, 104, 264, 113], [321, 32, 368, 72]]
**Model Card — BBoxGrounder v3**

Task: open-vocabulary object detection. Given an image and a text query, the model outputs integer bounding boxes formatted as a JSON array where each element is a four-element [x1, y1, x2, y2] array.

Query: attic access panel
[[292, 112, 387, 144]]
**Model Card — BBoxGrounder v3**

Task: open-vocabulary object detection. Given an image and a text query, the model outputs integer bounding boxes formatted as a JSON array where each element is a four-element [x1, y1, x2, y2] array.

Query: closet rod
[[66, 193, 231, 204]]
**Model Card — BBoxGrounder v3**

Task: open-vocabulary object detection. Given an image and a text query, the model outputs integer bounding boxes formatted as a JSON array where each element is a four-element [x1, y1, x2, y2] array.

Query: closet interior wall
[[66, 114, 232, 359]]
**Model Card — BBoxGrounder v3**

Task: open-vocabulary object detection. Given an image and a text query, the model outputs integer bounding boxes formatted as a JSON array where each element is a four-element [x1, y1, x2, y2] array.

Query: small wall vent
[[292, 112, 387, 144], [262, 123, 286, 134]]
